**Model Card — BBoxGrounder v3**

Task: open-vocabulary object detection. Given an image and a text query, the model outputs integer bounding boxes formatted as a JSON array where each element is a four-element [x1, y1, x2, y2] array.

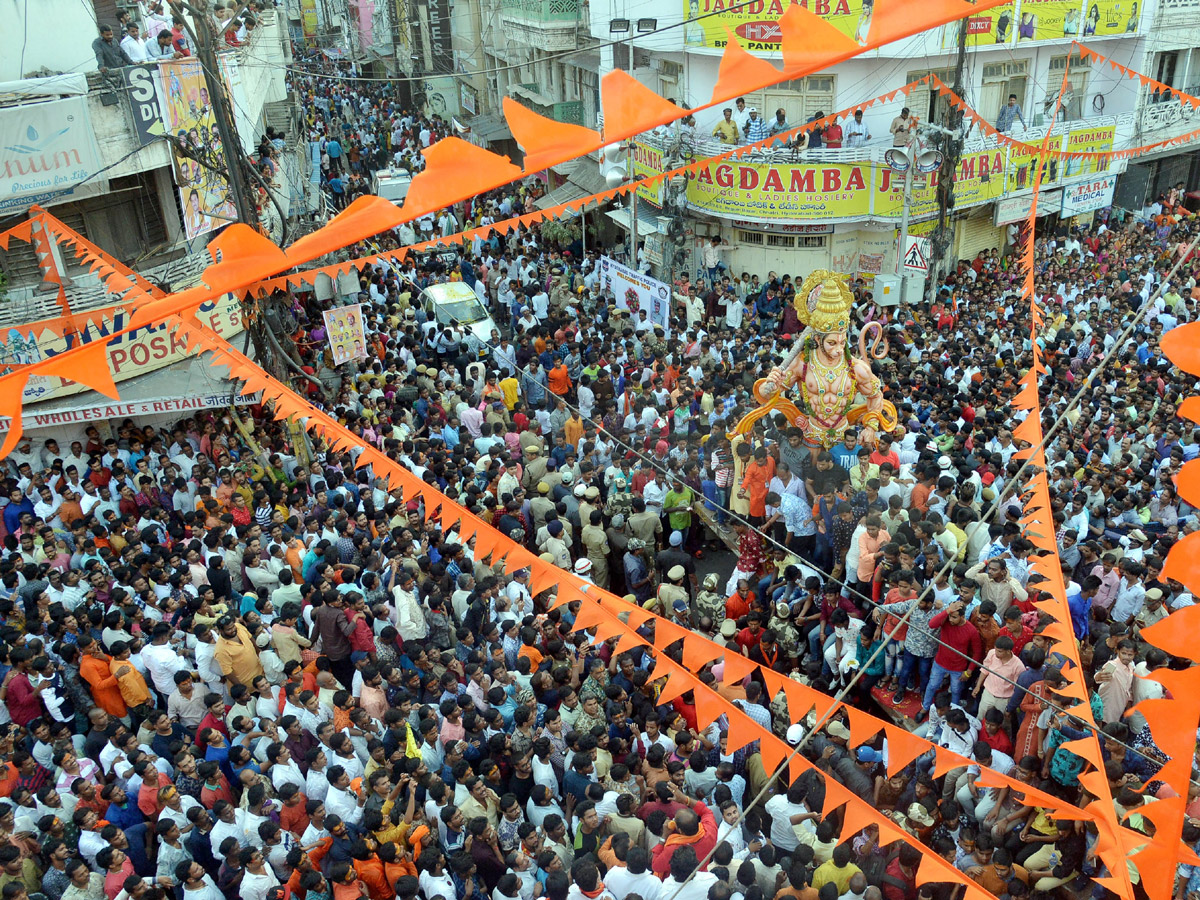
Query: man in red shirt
[[3, 649, 42, 727], [882, 844, 922, 900], [921, 592, 983, 715], [735, 612, 765, 654], [650, 783, 718, 877]]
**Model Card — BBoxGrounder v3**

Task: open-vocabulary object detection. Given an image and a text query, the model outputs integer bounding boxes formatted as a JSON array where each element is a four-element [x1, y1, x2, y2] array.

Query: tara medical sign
[[1061, 175, 1118, 217]]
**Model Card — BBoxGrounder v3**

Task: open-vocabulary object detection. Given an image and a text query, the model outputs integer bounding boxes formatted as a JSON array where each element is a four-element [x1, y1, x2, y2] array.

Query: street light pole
[[896, 160, 914, 303]]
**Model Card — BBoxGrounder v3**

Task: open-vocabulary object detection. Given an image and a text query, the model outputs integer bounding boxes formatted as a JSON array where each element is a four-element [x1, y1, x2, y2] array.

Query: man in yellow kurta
[[214, 616, 265, 688]]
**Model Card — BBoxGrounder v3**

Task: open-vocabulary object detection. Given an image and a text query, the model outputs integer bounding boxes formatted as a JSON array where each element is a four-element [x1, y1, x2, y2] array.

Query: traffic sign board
[[902, 235, 930, 273]]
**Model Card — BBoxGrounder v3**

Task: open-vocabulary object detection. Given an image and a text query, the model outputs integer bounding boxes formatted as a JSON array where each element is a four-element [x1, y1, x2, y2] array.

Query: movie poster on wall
[[155, 59, 235, 240]]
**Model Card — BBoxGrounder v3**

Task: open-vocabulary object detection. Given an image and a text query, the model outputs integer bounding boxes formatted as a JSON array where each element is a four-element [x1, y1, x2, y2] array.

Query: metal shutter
[[953, 207, 1005, 262]]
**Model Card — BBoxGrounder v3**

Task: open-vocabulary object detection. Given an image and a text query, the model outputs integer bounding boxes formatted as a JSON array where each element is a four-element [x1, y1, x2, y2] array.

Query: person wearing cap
[[573, 557, 595, 585], [655, 566, 690, 619], [580, 509, 611, 590], [694, 573, 726, 625], [655, 530, 697, 598], [623, 539, 653, 605], [539, 519, 572, 571]]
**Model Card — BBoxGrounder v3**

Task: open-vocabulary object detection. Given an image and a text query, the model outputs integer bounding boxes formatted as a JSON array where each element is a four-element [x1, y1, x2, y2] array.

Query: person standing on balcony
[[890, 107, 914, 145], [844, 109, 870, 147], [93, 24, 133, 73], [149, 29, 184, 60], [996, 94, 1027, 133], [824, 116, 844, 148], [732, 96, 750, 133], [744, 108, 769, 144], [712, 109, 739, 145], [768, 108, 791, 146]]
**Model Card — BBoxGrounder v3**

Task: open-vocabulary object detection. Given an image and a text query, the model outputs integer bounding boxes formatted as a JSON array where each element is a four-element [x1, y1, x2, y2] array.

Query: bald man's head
[[675, 807, 700, 836]]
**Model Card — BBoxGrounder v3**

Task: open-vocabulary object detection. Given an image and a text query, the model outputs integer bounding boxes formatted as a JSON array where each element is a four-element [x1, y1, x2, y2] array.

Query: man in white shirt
[[763, 782, 816, 852], [844, 109, 871, 147], [141, 625, 190, 698], [120, 23, 150, 62], [324, 767, 364, 826]]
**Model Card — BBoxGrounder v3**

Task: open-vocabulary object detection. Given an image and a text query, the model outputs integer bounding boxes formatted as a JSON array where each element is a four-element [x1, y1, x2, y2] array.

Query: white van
[[419, 282, 498, 345], [371, 167, 412, 204]]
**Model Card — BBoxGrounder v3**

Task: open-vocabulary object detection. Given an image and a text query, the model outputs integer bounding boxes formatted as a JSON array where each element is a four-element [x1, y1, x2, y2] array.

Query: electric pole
[[169, 1, 312, 386], [929, 16, 968, 289], [169, 1, 259, 227]]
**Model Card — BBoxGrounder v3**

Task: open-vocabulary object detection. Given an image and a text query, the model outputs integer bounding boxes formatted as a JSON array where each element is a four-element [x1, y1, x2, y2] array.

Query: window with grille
[[612, 43, 630, 71], [1048, 53, 1090, 120], [766, 234, 795, 248], [906, 66, 958, 121], [800, 235, 827, 248], [737, 230, 764, 245], [761, 74, 836, 129]]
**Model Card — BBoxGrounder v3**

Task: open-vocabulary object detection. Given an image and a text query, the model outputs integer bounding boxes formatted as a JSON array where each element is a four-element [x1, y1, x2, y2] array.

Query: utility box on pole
[[874, 273, 925, 307]]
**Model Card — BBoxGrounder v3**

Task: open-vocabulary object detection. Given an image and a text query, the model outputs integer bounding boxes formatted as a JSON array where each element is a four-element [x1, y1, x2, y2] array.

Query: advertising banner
[[875, 149, 1006, 219], [1061, 174, 1117, 215], [1080, 0, 1140, 35], [942, 4, 1015, 45], [0, 392, 263, 434], [1016, 0, 1086, 40], [686, 160, 874, 221], [1062, 124, 1115, 178], [301, 0, 319, 45], [155, 59, 233, 240], [1005, 136, 1064, 193], [322, 304, 369, 365], [121, 64, 164, 148], [598, 257, 672, 337], [0, 294, 244, 407], [995, 189, 1062, 224], [0, 96, 103, 215], [682, 0, 872, 51]]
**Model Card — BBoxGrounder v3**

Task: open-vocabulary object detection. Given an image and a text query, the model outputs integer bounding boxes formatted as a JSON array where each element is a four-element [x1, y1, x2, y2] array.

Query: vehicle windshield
[[432, 296, 488, 325]]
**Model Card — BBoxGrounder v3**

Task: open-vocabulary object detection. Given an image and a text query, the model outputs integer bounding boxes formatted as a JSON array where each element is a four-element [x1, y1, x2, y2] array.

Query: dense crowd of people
[[6, 36, 1200, 900]]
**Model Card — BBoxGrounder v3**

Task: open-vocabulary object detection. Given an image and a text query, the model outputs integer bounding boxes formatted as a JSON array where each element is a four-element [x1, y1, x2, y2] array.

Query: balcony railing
[[638, 109, 1131, 168], [499, 0, 579, 22], [1139, 89, 1200, 136]]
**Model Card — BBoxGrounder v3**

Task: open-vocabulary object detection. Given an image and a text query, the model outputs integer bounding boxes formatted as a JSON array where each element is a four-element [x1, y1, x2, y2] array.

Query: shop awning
[[534, 160, 609, 212], [605, 202, 666, 234], [466, 113, 512, 144]]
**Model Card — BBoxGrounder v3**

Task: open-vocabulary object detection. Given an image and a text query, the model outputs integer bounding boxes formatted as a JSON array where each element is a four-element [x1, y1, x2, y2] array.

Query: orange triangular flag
[[502, 97, 599, 174], [600, 70, 686, 141], [39, 341, 119, 400]]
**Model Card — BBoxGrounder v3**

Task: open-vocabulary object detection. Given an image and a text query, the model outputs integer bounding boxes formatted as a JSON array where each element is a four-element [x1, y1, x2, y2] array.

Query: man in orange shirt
[[547, 360, 571, 397], [109, 640, 153, 726], [738, 446, 776, 526], [78, 636, 127, 721]]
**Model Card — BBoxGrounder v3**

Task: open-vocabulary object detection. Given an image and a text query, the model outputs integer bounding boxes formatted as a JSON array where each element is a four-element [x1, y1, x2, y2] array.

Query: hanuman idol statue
[[730, 270, 897, 448]]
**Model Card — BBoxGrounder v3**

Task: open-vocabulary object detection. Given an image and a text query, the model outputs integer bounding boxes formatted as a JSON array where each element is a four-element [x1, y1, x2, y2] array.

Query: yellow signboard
[[1063, 124, 1115, 178], [1016, 0, 1085, 40], [686, 160, 873, 221], [1080, 0, 1140, 34], [682, 0, 872, 51], [1, 294, 245, 407], [1005, 136, 1065, 193], [301, 0, 319, 46], [942, 4, 1015, 46], [630, 143, 665, 206], [875, 149, 1007, 219]]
